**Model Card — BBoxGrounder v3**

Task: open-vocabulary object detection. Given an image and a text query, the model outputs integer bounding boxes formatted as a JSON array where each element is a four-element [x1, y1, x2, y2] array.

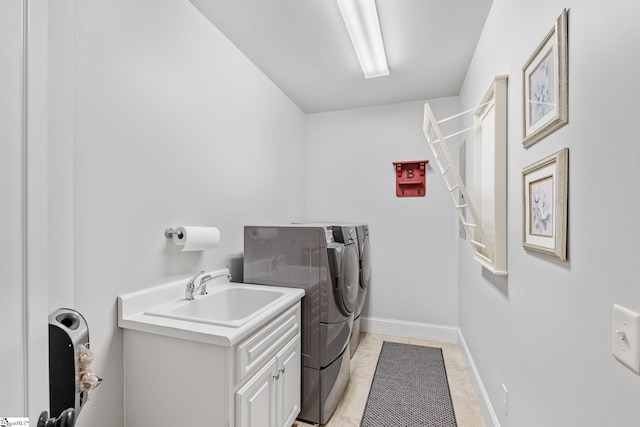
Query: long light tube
[[337, 0, 389, 79]]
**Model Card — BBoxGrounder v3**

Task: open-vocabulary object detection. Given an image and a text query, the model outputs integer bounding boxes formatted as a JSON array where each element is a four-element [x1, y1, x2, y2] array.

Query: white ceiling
[[189, 0, 493, 114]]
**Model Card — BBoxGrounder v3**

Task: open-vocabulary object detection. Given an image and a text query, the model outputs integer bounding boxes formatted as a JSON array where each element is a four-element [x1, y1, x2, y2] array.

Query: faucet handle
[[188, 270, 205, 286], [198, 274, 212, 296], [185, 270, 205, 300]]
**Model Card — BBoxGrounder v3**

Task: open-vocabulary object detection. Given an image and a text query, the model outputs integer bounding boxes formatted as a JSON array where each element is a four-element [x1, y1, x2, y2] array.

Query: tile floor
[[292, 332, 486, 427]]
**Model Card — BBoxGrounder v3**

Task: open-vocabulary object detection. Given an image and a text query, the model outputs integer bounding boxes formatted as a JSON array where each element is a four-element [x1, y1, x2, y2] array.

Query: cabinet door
[[236, 358, 277, 427], [276, 336, 301, 427]]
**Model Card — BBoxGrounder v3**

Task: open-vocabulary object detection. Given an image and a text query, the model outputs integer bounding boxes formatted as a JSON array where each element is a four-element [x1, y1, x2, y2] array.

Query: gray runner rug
[[360, 341, 458, 427]]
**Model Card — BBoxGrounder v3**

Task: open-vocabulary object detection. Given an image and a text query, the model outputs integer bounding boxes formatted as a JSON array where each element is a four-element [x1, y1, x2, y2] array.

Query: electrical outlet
[[502, 384, 508, 415], [613, 304, 640, 373]]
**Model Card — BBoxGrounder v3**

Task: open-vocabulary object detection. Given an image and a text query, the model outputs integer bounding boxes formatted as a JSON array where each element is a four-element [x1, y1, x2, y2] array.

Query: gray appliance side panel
[[243, 226, 323, 369], [355, 224, 370, 317], [349, 315, 361, 359], [358, 228, 371, 290], [319, 348, 351, 425], [300, 366, 321, 424], [356, 287, 367, 318], [299, 348, 351, 425], [319, 319, 351, 368]]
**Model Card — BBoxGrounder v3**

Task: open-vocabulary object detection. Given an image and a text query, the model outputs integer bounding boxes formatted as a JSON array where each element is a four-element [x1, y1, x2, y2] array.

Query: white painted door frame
[[0, 0, 50, 419], [0, 0, 28, 415], [24, 0, 51, 419]]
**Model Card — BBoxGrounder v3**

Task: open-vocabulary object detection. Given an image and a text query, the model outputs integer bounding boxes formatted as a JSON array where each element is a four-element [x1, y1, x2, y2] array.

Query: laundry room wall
[[458, 0, 640, 426], [48, 0, 75, 312], [1, 0, 27, 414], [69, 1, 306, 426], [304, 98, 461, 337]]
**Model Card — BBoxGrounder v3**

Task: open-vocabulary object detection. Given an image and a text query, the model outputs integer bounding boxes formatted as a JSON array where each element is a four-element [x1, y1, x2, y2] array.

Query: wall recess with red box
[[392, 160, 429, 197]]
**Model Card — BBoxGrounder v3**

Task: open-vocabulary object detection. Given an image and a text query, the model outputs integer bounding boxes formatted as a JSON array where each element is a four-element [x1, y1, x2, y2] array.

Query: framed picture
[[522, 9, 568, 148], [522, 148, 568, 260]]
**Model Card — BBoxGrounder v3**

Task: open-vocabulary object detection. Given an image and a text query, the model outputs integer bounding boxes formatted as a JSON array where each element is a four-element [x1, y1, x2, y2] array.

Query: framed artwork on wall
[[522, 9, 568, 148], [522, 148, 569, 260]]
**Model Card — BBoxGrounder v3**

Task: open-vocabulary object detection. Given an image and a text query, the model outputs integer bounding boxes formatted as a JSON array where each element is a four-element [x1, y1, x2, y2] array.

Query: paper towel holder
[[164, 228, 183, 239]]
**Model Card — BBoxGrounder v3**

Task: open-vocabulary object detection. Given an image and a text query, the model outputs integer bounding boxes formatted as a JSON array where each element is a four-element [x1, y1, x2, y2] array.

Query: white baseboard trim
[[457, 330, 500, 427], [360, 316, 459, 344]]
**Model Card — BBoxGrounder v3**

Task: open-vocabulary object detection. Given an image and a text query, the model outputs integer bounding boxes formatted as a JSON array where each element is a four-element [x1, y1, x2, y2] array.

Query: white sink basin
[[117, 268, 305, 346], [145, 285, 287, 328]]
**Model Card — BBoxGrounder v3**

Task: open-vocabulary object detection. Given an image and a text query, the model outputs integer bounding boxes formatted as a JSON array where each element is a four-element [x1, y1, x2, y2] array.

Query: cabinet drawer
[[236, 304, 300, 383]]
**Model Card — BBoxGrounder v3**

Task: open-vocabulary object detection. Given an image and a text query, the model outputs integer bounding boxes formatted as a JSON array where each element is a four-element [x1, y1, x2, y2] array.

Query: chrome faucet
[[185, 270, 204, 300], [185, 269, 233, 300], [194, 274, 218, 297]]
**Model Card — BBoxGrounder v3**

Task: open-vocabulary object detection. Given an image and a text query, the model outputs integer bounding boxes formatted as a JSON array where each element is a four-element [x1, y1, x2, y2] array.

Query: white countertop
[[117, 268, 304, 347]]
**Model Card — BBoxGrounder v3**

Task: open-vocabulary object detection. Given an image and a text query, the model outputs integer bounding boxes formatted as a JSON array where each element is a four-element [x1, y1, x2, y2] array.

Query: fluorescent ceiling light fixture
[[337, 0, 389, 79]]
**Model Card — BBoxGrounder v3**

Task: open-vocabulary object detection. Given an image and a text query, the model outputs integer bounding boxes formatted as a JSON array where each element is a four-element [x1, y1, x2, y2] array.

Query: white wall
[[458, 1, 640, 426], [71, 1, 306, 426], [26, 0, 52, 418], [0, 0, 27, 415], [54, 0, 640, 426], [48, 0, 75, 312], [305, 98, 460, 332]]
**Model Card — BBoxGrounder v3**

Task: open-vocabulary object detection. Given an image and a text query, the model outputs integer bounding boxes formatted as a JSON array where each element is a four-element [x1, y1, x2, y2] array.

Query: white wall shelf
[[423, 75, 508, 275]]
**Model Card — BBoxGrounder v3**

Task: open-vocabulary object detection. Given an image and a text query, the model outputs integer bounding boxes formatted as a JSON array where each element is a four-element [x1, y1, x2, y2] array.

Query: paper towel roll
[[172, 226, 220, 251]]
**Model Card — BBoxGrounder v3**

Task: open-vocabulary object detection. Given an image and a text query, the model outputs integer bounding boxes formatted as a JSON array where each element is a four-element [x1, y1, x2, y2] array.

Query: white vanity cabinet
[[235, 336, 300, 427], [122, 303, 302, 427]]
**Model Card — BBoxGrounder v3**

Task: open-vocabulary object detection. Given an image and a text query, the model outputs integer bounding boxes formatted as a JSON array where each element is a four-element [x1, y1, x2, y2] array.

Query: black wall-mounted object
[[48, 309, 89, 419], [37, 409, 76, 427]]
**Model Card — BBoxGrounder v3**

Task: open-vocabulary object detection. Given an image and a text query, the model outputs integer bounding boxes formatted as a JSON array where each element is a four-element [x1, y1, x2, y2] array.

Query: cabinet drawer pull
[[279, 367, 285, 374], [273, 372, 280, 380]]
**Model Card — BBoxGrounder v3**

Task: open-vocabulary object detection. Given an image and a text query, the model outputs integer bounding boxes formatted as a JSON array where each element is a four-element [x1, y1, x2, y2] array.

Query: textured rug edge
[[359, 341, 458, 427]]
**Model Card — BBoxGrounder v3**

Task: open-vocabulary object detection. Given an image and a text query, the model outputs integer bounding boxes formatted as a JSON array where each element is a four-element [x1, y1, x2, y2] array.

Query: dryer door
[[333, 242, 360, 316], [359, 233, 371, 290]]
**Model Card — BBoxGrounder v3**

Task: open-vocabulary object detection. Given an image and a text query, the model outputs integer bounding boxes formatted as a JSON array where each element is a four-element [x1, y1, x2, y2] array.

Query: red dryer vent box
[[392, 160, 429, 197]]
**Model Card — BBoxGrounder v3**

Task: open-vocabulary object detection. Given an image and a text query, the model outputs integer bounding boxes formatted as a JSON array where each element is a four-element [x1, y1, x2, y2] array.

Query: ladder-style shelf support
[[422, 76, 508, 275]]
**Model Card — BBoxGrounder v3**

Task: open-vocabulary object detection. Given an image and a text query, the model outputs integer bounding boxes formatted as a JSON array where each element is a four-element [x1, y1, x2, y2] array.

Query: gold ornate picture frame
[[522, 9, 568, 148], [522, 148, 569, 260]]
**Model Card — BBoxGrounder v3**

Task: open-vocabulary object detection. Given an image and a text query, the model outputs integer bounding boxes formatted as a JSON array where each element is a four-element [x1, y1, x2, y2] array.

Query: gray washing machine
[[243, 224, 359, 424], [331, 224, 371, 358]]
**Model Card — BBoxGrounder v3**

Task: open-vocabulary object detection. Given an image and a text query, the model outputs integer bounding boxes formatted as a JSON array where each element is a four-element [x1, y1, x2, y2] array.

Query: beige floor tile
[[323, 413, 362, 427], [292, 332, 485, 427]]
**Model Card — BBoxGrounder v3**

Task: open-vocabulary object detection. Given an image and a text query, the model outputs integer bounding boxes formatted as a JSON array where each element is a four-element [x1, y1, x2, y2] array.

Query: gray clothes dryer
[[354, 224, 371, 318], [352, 224, 370, 357], [243, 224, 359, 424], [329, 223, 371, 358]]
